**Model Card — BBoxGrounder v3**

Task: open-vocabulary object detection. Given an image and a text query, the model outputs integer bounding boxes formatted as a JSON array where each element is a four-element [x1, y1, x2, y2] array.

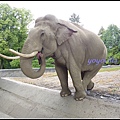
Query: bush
[[32, 59, 40, 68], [32, 57, 55, 68], [10, 59, 20, 68], [46, 57, 55, 67]]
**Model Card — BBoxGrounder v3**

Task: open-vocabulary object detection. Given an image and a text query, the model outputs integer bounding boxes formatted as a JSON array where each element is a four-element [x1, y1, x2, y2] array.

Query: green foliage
[[10, 59, 20, 68], [99, 66, 120, 72], [32, 57, 55, 68], [46, 57, 55, 67], [99, 24, 120, 65], [31, 57, 55, 68], [32, 58, 40, 68], [0, 3, 33, 69]]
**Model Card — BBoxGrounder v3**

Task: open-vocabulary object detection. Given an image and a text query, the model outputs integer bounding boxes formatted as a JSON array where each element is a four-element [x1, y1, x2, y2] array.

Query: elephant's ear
[[56, 20, 77, 45]]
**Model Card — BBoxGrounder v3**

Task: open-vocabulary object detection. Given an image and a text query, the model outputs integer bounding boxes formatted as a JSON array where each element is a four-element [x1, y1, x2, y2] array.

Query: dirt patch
[[10, 70, 120, 101]]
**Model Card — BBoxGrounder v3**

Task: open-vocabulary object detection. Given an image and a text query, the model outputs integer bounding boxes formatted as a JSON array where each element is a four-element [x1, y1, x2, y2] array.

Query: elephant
[[0, 14, 107, 101]]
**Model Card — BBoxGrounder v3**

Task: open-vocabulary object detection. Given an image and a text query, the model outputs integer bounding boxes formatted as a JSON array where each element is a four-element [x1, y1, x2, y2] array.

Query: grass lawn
[[46, 65, 120, 73], [99, 65, 120, 72]]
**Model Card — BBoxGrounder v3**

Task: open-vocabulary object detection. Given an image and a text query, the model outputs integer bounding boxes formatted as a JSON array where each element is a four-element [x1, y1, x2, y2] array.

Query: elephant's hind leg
[[81, 71, 94, 91], [87, 81, 94, 90], [82, 65, 102, 92]]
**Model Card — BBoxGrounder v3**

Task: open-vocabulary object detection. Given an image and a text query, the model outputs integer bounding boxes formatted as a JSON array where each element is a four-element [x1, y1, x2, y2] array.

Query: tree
[[98, 26, 105, 37], [69, 13, 81, 24], [0, 3, 33, 69], [100, 24, 120, 64]]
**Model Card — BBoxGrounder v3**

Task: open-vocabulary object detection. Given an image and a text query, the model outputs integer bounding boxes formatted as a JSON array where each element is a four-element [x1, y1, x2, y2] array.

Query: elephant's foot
[[74, 91, 86, 101], [60, 89, 71, 97], [87, 81, 94, 91]]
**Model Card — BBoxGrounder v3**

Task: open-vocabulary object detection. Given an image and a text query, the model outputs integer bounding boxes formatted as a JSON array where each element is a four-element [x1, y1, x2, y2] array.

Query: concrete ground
[[0, 77, 120, 118]]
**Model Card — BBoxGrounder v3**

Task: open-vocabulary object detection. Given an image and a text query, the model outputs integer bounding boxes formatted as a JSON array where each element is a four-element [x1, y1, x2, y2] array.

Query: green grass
[[46, 66, 120, 73], [99, 66, 120, 72]]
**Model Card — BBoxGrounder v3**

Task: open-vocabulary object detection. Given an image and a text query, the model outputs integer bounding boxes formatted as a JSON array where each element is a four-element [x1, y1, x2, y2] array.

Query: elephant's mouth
[[36, 51, 43, 64], [36, 48, 44, 64]]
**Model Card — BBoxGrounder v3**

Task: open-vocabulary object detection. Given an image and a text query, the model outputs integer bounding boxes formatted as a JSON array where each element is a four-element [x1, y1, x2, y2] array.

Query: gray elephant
[[0, 14, 107, 101]]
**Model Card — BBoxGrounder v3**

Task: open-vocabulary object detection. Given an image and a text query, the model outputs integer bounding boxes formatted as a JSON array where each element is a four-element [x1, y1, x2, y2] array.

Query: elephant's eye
[[41, 32, 44, 37], [40, 31, 45, 42], [40, 30, 45, 37]]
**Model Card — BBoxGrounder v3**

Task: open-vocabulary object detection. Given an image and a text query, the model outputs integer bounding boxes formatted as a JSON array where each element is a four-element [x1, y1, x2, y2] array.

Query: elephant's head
[[0, 14, 77, 79]]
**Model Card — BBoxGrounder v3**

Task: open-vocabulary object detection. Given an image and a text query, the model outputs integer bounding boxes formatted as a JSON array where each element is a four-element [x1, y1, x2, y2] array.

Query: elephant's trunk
[[20, 53, 46, 79]]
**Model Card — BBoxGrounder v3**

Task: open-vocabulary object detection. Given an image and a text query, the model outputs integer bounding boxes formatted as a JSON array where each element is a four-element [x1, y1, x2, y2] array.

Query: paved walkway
[[0, 77, 120, 118], [0, 111, 13, 118]]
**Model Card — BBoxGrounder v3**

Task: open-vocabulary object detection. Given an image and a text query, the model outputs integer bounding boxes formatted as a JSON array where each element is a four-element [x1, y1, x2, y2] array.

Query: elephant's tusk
[[0, 53, 20, 59], [9, 49, 38, 58]]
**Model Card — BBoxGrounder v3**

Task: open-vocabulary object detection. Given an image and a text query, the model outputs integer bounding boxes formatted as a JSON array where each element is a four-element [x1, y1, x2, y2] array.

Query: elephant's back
[[68, 26, 107, 66]]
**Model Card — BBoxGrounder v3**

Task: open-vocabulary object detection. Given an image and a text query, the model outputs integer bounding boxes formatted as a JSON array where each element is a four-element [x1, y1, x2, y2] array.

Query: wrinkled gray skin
[[20, 14, 107, 101]]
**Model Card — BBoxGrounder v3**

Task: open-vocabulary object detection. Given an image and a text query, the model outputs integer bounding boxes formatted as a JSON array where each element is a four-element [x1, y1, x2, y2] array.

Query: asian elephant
[[0, 14, 107, 101]]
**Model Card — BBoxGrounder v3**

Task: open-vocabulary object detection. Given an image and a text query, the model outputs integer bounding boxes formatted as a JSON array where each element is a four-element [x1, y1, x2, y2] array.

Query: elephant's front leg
[[69, 58, 86, 101], [55, 62, 71, 97]]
